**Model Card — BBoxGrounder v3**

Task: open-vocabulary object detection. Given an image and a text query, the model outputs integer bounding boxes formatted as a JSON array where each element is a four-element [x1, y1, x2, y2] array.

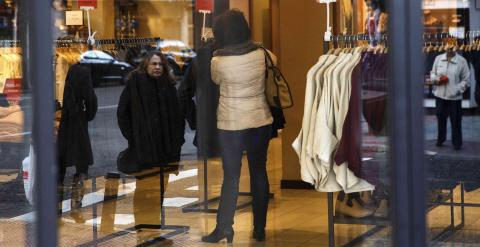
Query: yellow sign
[[66, 11, 83, 26]]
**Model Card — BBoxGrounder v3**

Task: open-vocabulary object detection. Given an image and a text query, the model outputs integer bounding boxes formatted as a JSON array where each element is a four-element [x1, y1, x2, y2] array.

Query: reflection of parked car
[[158, 40, 196, 76], [80, 50, 133, 87]]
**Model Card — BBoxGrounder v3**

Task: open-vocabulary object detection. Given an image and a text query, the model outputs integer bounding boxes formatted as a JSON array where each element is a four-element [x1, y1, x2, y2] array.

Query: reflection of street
[[0, 84, 197, 218]]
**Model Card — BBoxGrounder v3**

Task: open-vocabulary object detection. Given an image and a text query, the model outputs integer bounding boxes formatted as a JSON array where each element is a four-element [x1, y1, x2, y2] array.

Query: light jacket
[[211, 45, 274, 131], [430, 53, 470, 100]]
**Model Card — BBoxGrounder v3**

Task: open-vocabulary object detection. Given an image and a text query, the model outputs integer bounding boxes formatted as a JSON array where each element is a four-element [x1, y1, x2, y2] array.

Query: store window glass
[[51, 0, 197, 245], [0, 0, 35, 245], [283, 0, 393, 245], [423, 0, 480, 245]]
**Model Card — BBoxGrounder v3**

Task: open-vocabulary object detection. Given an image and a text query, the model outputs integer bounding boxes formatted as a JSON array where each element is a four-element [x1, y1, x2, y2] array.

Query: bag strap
[[260, 46, 275, 66], [260, 46, 274, 79]]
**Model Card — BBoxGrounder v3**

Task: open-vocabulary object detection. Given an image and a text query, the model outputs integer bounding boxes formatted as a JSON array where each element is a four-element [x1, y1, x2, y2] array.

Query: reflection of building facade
[[59, 0, 194, 48], [422, 0, 470, 37]]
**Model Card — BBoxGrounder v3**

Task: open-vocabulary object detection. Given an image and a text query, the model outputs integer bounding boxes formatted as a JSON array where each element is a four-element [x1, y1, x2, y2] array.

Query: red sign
[[196, 0, 213, 12], [78, 0, 97, 9], [4, 79, 22, 104]]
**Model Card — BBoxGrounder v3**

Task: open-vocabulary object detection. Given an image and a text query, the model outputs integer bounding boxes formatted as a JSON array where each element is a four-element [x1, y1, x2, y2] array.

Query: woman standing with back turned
[[201, 9, 275, 244]]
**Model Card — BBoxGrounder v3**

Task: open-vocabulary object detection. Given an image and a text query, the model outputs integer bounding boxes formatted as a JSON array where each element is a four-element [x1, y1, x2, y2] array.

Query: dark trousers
[[436, 97, 462, 148], [217, 125, 272, 230]]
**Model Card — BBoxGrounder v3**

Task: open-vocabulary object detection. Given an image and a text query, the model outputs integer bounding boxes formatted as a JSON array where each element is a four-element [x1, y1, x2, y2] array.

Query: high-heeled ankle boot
[[201, 227, 234, 243], [71, 173, 86, 223], [253, 228, 265, 241]]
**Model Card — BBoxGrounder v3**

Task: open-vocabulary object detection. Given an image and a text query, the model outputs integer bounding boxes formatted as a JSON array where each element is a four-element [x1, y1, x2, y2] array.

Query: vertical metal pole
[[328, 192, 335, 247], [460, 183, 465, 225], [450, 188, 454, 228], [388, 0, 426, 246], [203, 157, 209, 210], [93, 178, 98, 242], [161, 166, 166, 227], [323, 40, 333, 247], [28, 1, 56, 246]]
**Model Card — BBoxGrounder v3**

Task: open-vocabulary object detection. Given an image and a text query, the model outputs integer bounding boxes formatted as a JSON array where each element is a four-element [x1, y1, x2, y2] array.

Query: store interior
[[0, 0, 479, 246]]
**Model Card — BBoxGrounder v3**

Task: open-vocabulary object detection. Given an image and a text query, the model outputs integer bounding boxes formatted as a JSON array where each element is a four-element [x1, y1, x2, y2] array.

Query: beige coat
[[211, 49, 274, 130]]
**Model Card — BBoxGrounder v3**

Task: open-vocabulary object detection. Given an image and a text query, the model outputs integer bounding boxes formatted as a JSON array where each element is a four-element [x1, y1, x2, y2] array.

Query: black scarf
[[213, 41, 261, 57]]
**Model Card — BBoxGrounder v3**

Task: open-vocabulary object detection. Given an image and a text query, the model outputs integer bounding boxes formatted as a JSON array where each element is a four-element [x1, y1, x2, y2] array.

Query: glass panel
[[0, 0, 34, 245], [51, 1, 196, 246], [330, 0, 392, 245], [423, 0, 480, 244]]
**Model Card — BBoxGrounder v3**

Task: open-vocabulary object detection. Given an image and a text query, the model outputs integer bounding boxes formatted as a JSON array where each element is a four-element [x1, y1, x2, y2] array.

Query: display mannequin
[[364, 0, 387, 46]]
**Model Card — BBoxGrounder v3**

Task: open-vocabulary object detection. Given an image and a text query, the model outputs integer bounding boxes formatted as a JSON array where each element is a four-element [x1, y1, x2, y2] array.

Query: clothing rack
[[322, 35, 473, 246], [323, 36, 383, 247], [96, 37, 161, 45], [1, 37, 161, 49], [329, 33, 388, 49], [54, 37, 162, 49], [55, 39, 86, 48], [423, 31, 480, 41], [0, 40, 21, 47]]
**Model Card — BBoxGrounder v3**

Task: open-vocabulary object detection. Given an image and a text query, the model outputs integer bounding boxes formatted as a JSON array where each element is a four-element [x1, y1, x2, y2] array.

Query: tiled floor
[[3, 128, 480, 246]]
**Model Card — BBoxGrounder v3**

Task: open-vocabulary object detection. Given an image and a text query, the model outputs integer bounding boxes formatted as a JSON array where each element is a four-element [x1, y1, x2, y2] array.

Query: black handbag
[[117, 146, 142, 175]]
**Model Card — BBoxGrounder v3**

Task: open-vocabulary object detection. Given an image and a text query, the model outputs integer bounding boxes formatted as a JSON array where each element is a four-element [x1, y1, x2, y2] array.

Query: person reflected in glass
[[201, 9, 275, 243], [430, 44, 470, 150], [117, 51, 184, 243], [365, 0, 387, 46], [57, 64, 98, 223]]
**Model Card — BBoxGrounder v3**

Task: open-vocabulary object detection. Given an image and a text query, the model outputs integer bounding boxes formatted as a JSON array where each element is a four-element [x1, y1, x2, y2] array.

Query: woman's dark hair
[[213, 9, 251, 49], [131, 50, 174, 82], [366, 0, 385, 12]]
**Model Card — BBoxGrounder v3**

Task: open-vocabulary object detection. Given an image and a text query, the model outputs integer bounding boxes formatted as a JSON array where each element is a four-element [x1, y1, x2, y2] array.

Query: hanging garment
[[292, 54, 330, 184], [301, 53, 351, 191], [305, 55, 339, 157], [313, 53, 352, 164], [313, 53, 353, 191], [56, 54, 70, 103], [178, 40, 221, 158], [295, 49, 375, 193], [304, 55, 338, 184], [330, 50, 374, 193], [0, 51, 22, 94], [361, 51, 388, 135], [335, 56, 362, 176]]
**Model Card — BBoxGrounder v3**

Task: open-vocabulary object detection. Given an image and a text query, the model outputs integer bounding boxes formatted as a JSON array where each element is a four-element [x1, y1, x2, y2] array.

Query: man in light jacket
[[430, 44, 470, 150]]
